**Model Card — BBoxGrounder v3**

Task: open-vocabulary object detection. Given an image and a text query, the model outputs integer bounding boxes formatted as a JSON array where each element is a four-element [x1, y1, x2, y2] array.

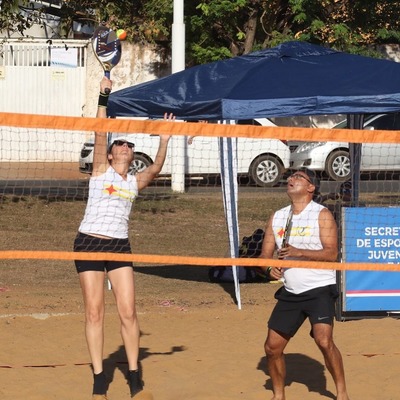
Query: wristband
[[98, 92, 109, 108]]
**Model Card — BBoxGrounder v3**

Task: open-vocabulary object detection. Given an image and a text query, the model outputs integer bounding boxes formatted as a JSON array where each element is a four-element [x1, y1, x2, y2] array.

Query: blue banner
[[342, 207, 400, 311]]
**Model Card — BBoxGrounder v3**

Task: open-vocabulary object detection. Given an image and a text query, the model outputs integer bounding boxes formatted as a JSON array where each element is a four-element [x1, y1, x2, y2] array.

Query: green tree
[[56, 0, 173, 42], [0, 0, 31, 35], [182, 1, 257, 64], [1, 0, 399, 65], [284, 0, 400, 54], [0, 0, 174, 41], [186, 0, 400, 63]]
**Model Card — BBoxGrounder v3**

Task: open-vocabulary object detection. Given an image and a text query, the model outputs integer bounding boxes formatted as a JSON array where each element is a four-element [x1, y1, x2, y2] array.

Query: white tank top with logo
[[79, 166, 138, 239], [272, 201, 336, 294]]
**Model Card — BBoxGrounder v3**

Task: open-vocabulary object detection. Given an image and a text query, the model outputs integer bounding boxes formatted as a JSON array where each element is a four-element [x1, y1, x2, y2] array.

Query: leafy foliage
[[0, 0, 31, 35], [187, 0, 400, 63], [54, 0, 174, 42], [1, 0, 399, 65], [286, 0, 400, 53]]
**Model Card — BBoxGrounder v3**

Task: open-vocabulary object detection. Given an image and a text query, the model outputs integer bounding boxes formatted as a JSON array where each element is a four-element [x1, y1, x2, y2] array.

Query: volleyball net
[[0, 111, 399, 273]]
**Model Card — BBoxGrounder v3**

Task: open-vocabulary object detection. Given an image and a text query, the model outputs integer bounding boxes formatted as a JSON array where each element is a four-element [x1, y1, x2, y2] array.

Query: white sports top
[[79, 166, 138, 238], [272, 201, 336, 294]]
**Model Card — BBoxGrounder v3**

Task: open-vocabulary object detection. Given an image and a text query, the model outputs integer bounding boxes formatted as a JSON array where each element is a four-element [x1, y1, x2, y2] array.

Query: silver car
[[290, 113, 400, 181]]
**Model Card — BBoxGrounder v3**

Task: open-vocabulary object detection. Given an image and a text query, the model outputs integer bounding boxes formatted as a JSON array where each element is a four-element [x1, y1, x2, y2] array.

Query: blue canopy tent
[[108, 41, 400, 121], [107, 41, 400, 310]]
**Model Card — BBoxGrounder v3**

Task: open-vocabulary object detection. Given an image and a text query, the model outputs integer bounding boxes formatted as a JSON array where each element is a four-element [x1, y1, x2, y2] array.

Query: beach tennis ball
[[116, 29, 127, 41]]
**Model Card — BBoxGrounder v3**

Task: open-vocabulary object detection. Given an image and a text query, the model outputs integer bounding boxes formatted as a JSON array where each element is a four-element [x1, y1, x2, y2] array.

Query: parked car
[[289, 113, 400, 181], [79, 118, 291, 187]]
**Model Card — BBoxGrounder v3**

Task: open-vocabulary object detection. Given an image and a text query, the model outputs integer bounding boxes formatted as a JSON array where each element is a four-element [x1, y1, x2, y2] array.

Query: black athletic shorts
[[73, 232, 133, 273], [268, 284, 338, 337]]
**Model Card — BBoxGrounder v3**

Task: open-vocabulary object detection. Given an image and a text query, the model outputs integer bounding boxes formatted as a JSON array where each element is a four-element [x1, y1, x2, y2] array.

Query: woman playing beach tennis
[[74, 76, 172, 399]]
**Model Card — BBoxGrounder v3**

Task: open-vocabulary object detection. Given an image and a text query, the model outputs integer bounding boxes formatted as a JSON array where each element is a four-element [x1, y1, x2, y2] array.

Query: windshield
[[332, 114, 381, 130]]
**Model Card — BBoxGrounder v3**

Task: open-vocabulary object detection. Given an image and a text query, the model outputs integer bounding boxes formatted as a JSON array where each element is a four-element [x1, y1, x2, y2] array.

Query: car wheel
[[326, 150, 351, 181], [249, 155, 284, 187], [129, 154, 152, 175]]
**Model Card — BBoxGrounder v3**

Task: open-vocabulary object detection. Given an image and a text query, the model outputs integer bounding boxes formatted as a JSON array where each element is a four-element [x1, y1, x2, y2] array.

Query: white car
[[289, 113, 400, 181], [79, 118, 291, 187]]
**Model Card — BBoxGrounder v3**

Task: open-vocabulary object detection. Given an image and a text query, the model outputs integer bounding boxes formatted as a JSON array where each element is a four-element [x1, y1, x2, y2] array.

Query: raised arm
[[92, 77, 112, 177], [135, 113, 173, 191]]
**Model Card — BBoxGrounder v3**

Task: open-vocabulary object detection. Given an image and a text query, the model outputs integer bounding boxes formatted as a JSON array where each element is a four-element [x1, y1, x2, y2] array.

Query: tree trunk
[[243, 9, 258, 54]]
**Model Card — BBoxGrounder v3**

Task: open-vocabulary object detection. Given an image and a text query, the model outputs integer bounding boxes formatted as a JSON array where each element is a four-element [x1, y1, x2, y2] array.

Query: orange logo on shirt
[[103, 183, 136, 202], [105, 184, 117, 195], [276, 226, 311, 237]]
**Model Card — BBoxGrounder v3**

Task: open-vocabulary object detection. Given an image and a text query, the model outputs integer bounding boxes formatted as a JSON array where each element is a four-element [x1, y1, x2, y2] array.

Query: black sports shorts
[[73, 232, 133, 273], [268, 284, 338, 337]]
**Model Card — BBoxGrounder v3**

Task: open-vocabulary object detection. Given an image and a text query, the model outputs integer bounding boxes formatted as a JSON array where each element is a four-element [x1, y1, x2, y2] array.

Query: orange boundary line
[[0, 112, 399, 143], [0, 251, 398, 272]]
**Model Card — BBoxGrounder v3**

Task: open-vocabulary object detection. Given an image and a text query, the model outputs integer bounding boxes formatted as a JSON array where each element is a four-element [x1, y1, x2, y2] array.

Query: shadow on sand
[[257, 353, 336, 399], [102, 343, 186, 391], [136, 264, 266, 305]]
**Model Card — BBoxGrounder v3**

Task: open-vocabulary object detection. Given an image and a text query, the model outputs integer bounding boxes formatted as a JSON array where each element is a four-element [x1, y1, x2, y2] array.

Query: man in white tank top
[[260, 168, 350, 400]]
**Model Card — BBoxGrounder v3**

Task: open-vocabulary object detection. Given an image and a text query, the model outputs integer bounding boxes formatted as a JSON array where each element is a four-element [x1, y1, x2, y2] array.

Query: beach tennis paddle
[[281, 207, 293, 250], [277, 207, 293, 271], [91, 24, 121, 94]]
